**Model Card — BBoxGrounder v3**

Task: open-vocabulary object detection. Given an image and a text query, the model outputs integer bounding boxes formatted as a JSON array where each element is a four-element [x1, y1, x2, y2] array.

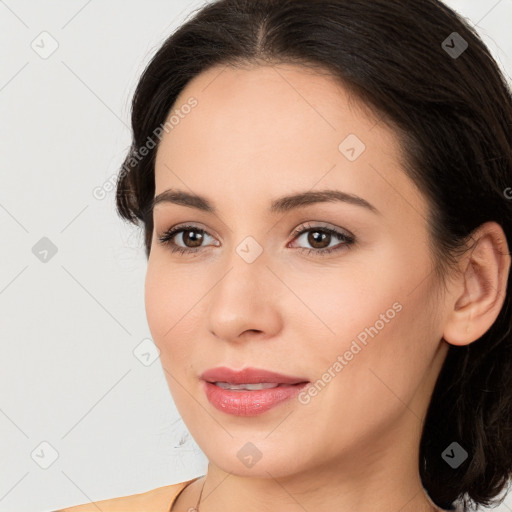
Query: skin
[[145, 63, 510, 512]]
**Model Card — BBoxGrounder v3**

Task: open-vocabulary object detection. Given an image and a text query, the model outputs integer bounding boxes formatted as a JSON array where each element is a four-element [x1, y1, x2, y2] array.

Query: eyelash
[[157, 222, 355, 257]]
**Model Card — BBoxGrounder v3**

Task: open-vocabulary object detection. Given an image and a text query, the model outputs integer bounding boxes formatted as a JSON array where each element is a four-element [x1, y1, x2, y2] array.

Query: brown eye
[[157, 224, 217, 255], [180, 228, 204, 248], [157, 222, 354, 257], [307, 230, 331, 249], [290, 223, 355, 257]]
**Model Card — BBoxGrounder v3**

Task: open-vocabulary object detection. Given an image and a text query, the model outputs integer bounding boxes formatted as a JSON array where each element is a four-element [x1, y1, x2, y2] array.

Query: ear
[[443, 221, 511, 346]]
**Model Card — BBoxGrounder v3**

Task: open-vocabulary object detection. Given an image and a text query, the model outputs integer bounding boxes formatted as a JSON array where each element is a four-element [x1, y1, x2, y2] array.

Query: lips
[[200, 366, 309, 385], [200, 367, 311, 416]]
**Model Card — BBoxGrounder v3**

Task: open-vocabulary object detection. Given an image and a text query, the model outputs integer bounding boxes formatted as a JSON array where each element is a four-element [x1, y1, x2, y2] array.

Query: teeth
[[214, 382, 280, 390]]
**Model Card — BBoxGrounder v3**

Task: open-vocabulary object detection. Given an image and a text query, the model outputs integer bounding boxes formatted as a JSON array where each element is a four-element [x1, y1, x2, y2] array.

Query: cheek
[[282, 251, 402, 350], [291, 287, 438, 459], [144, 264, 167, 342], [305, 251, 440, 420], [144, 259, 192, 356], [295, 237, 435, 374]]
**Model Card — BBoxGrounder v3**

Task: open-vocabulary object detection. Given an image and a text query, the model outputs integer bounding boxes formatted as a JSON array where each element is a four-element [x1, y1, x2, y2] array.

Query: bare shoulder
[[53, 480, 190, 512]]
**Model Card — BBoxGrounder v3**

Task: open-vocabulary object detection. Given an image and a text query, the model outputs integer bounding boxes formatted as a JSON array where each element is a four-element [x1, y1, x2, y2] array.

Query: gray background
[[0, 1, 511, 511]]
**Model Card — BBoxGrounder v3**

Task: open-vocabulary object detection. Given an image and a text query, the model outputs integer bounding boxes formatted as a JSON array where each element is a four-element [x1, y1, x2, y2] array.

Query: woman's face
[[146, 63, 450, 479]]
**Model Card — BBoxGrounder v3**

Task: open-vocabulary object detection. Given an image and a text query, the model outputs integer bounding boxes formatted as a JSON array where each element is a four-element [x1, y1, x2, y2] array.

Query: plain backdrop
[[1, 1, 511, 511]]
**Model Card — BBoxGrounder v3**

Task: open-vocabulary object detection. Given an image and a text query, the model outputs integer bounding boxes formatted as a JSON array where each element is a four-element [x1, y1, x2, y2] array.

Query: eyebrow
[[150, 188, 378, 215]]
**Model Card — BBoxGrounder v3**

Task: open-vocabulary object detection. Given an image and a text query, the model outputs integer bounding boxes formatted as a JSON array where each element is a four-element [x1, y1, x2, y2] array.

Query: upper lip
[[200, 366, 309, 385]]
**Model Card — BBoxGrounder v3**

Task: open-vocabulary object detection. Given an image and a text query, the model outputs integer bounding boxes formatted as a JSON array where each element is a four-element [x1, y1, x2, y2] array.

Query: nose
[[206, 245, 283, 344]]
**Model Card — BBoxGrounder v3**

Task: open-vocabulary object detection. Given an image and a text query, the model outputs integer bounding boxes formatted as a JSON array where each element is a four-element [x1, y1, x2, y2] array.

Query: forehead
[[165, 63, 383, 153], [154, 63, 427, 220]]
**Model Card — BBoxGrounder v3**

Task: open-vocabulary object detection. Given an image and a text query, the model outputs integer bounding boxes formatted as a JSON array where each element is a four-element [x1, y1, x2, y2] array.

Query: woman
[[57, 0, 512, 511]]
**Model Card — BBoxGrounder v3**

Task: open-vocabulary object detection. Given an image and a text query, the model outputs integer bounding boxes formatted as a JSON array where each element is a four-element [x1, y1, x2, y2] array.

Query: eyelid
[[157, 220, 352, 240], [289, 221, 354, 240]]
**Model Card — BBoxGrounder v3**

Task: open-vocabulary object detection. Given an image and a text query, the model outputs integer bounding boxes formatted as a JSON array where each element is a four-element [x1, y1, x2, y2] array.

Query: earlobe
[[443, 221, 511, 347]]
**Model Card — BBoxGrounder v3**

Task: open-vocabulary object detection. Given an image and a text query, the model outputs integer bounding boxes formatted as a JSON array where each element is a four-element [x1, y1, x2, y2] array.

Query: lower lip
[[203, 381, 309, 416]]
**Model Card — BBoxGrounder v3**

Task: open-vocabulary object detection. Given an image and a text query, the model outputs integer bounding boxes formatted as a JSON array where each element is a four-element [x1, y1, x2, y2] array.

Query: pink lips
[[200, 366, 309, 416], [200, 366, 308, 385]]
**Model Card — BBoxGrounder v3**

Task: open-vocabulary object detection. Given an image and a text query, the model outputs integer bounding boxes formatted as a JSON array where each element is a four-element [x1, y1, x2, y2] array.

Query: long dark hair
[[115, 1, 512, 510]]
